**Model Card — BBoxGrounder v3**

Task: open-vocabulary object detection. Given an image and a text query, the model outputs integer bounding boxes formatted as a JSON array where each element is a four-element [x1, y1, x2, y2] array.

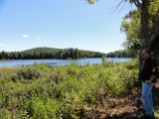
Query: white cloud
[[21, 34, 29, 38], [0, 44, 2, 47]]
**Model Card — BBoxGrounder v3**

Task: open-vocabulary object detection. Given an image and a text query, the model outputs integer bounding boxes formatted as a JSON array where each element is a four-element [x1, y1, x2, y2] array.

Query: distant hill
[[0, 47, 106, 59], [22, 47, 61, 54]]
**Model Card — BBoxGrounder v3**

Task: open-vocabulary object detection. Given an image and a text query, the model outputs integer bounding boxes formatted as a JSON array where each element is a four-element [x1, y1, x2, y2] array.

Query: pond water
[[0, 58, 133, 67]]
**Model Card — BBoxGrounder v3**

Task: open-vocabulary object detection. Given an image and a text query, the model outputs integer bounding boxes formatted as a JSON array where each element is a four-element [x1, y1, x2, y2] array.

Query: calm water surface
[[0, 58, 133, 67]]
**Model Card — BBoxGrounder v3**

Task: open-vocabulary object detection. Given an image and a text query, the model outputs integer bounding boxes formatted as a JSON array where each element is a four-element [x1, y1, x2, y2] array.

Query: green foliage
[[106, 49, 136, 58], [0, 47, 105, 60], [10, 63, 49, 81], [87, 0, 96, 4], [121, 10, 141, 50], [0, 109, 11, 119], [0, 61, 138, 118], [61, 98, 91, 119], [149, 0, 159, 16], [29, 97, 60, 119], [121, 1, 159, 50]]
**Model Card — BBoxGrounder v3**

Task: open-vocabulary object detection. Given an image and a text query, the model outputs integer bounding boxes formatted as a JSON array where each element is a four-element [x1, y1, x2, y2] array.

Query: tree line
[[0, 47, 136, 60], [106, 49, 136, 58], [0, 47, 105, 60]]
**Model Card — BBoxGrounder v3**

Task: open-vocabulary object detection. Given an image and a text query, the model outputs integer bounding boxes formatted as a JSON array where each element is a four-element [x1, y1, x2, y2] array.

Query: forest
[[0, 47, 104, 60], [106, 49, 136, 58], [0, 47, 135, 60]]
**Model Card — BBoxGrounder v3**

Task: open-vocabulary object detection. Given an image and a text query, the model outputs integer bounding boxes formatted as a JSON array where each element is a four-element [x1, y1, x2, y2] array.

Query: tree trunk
[[140, 0, 150, 49], [139, 0, 150, 71]]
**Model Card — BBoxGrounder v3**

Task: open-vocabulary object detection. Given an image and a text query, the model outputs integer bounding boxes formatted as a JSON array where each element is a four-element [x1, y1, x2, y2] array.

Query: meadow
[[0, 61, 139, 119]]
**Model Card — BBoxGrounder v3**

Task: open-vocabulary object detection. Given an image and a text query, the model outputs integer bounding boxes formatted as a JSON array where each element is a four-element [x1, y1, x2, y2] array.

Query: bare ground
[[89, 86, 159, 119]]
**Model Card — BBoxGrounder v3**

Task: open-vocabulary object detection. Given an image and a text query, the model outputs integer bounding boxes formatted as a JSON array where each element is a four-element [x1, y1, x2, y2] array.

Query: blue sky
[[0, 0, 134, 53]]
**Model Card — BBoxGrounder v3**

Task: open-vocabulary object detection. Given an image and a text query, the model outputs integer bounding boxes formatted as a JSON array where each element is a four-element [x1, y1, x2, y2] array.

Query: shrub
[[0, 109, 11, 119], [0, 61, 138, 119], [29, 97, 60, 119]]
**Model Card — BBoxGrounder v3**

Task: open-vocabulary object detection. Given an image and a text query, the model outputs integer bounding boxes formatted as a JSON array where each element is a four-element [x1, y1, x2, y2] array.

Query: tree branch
[[134, 0, 142, 7]]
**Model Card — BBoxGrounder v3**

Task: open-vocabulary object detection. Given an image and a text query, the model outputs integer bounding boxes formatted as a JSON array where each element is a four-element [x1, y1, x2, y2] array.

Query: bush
[[29, 97, 60, 119], [11, 63, 49, 81], [0, 61, 138, 118], [0, 109, 11, 119]]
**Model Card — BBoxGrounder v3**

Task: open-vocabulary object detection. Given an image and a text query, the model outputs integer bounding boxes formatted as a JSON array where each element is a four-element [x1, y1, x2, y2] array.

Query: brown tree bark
[[140, 0, 150, 49], [137, 0, 150, 72]]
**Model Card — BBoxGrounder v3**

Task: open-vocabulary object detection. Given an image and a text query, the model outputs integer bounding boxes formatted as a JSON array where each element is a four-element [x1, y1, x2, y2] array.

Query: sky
[[0, 0, 134, 53]]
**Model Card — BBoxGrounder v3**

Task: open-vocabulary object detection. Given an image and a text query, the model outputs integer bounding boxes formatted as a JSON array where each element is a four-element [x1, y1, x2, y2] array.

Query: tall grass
[[0, 61, 138, 119]]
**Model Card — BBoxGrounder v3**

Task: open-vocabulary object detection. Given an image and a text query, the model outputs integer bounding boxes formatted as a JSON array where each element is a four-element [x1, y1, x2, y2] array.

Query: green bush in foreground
[[0, 61, 138, 119]]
